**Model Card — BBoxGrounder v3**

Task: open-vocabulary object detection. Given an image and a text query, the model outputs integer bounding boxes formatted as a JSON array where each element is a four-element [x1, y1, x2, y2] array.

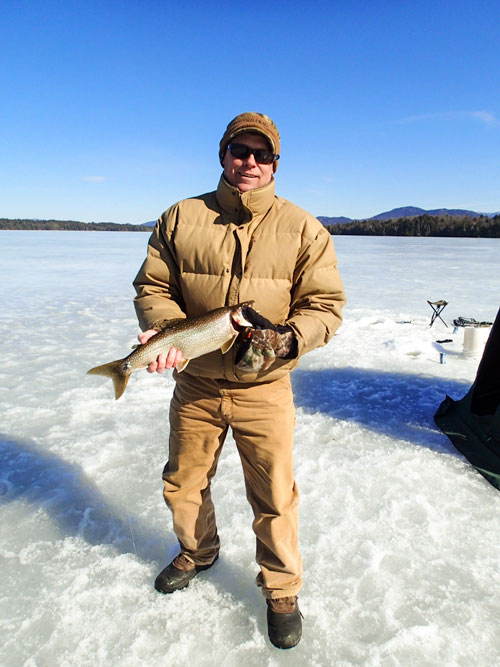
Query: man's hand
[[235, 307, 297, 372], [138, 329, 184, 373]]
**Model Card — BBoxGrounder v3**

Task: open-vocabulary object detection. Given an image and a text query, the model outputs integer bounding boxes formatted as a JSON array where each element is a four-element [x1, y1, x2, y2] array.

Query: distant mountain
[[317, 216, 352, 225], [369, 206, 426, 220], [369, 206, 487, 220], [142, 220, 156, 227], [319, 206, 496, 225]]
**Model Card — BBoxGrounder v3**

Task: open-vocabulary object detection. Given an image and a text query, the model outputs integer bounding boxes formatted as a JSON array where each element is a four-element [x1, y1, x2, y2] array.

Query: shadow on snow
[[292, 366, 470, 455], [0, 434, 261, 607], [1, 369, 470, 556], [0, 370, 472, 610], [0, 434, 174, 563]]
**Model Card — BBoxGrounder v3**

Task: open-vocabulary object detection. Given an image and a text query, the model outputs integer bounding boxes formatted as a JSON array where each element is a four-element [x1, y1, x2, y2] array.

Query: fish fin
[[130, 344, 140, 350], [220, 333, 238, 354], [175, 358, 190, 373], [87, 359, 130, 400]]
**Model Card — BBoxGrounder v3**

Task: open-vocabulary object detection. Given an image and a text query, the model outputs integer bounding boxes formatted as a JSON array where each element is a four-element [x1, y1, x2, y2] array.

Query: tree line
[[2, 214, 499, 237], [0, 218, 151, 232], [325, 214, 500, 237]]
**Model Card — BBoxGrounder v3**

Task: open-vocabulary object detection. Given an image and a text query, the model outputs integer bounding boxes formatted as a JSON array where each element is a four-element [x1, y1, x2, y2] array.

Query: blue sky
[[1, 0, 499, 223]]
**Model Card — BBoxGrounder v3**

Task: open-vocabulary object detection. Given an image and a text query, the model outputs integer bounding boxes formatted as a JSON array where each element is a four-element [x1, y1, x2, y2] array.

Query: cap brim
[[228, 127, 276, 153]]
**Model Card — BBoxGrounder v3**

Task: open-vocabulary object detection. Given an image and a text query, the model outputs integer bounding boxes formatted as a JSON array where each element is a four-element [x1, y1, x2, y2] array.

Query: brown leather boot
[[266, 596, 302, 649], [154, 553, 218, 594]]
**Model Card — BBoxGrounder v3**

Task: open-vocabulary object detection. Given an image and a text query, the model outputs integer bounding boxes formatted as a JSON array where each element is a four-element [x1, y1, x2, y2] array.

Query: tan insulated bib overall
[[162, 371, 302, 599]]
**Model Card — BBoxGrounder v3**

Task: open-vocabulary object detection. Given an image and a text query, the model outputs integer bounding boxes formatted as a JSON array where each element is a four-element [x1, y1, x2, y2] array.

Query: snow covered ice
[[1, 231, 499, 666]]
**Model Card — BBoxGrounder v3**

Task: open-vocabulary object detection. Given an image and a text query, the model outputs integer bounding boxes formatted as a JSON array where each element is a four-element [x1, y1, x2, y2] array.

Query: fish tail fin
[[87, 359, 130, 400]]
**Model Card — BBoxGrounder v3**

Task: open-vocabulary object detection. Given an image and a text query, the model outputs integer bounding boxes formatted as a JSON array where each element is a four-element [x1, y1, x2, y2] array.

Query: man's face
[[223, 132, 274, 192]]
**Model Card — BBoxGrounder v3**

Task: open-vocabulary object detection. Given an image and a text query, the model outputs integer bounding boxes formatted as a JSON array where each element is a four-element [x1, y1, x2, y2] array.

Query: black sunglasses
[[228, 143, 279, 164]]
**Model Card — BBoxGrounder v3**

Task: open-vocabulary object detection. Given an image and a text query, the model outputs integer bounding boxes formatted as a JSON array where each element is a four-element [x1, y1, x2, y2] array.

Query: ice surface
[[1, 231, 499, 666]]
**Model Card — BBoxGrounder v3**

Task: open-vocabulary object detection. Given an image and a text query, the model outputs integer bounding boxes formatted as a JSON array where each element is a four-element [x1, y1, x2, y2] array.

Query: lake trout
[[87, 302, 254, 400]]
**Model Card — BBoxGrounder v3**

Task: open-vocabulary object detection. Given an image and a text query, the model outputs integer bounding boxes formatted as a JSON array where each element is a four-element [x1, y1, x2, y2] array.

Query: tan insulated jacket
[[133, 176, 346, 383]]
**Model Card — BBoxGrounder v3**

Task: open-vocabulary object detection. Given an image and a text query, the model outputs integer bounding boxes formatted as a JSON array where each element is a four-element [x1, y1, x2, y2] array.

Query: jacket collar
[[216, 175, 275, 223]]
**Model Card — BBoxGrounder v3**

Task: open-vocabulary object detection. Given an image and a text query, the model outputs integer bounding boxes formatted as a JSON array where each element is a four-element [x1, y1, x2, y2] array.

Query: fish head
[[230, 301, 255, 330]]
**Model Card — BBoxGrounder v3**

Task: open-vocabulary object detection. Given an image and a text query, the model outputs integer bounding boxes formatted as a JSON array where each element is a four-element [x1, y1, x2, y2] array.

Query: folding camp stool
[[427, 300, 449, 328]]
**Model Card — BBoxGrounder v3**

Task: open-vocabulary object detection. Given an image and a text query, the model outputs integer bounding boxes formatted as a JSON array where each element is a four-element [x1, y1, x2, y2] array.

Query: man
[[133, 112, 345, 649]]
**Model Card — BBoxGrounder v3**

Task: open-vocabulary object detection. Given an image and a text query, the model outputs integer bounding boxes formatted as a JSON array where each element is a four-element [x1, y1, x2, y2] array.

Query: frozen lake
[[1, 231, 499, 666]]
